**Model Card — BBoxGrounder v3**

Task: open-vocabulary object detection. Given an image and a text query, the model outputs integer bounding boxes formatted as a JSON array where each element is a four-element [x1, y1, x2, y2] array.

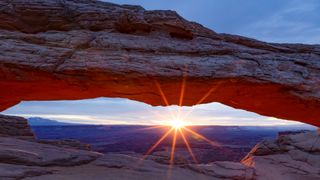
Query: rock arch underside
[[0, 0, 319, 126]]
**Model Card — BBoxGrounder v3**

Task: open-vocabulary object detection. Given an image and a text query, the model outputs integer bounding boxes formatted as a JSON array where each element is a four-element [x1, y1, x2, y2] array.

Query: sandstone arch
[[0, 0, 320, 126]]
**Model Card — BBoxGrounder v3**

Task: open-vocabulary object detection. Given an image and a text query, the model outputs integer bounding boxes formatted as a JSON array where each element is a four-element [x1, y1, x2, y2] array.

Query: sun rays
[[140, 75, 221, 167], [142, 125, 220, 164], [143, 127, 174, 157]]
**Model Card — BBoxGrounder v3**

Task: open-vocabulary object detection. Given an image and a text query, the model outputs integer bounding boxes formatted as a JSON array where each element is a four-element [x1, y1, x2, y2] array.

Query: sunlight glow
[[170, 118, 185, 129], [141, 78, 220, 167]]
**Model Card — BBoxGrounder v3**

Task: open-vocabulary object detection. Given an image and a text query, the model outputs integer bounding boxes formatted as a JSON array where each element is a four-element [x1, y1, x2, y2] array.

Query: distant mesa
[[28, 117, 81, 126]]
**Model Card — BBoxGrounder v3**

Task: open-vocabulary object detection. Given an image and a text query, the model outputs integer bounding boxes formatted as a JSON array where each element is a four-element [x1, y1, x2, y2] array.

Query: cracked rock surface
[[0, 163, 52, 180], [20, 131, 320, 180], [0, 137, 102, 166], [242, 131, 320, 180], [0, 114, 319, 179]]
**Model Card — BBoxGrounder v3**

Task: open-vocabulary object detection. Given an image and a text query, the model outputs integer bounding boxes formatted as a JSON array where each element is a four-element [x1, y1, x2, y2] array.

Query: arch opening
[[2, 98, 316, 164], [3, 97, 316, 127]]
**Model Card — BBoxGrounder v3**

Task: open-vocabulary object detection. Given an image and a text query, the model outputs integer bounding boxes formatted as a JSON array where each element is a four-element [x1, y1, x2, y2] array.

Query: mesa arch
[[0, 0, 320, 126]]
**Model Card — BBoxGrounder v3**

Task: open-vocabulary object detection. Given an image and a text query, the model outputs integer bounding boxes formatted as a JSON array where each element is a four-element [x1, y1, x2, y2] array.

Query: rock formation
[[0, 114, 319, 179], [0, 163, 52, 180], [0, 137, 101, 167], [187, 161, 254, 179], [0, 0, 319, 126], [242, 131, 320, 180], [0, 114, 100, 179], [1, 130, 319, 179], [186, 131, 320, 180], [0, 114, 34, 138], [37, 139, 92, 151], [0, 114, 101, 167]]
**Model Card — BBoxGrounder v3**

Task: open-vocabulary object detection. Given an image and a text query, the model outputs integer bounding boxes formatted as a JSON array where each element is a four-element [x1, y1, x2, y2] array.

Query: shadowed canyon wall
[[0, 0, 320, 126], [0, 114, 34, 138]]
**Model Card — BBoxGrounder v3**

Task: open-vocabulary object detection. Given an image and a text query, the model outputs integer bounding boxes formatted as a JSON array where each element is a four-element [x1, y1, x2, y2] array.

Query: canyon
[[1, 114, 319, 179]]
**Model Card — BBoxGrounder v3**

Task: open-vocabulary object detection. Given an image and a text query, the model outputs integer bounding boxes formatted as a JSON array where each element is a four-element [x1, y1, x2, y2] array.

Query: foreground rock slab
[[0, 163, 51, 180], [0, 0, 320, 126], [242, 131, 320, 180], [0, 137, 102, 166], [24, 153, 216, 180], [187, 161, 254, 179], [0, 130, 319, 179]]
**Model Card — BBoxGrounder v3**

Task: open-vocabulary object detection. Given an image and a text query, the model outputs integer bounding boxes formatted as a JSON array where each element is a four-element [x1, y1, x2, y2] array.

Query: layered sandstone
[[0, 0, 320, 126], [0, 114, 34, 138]]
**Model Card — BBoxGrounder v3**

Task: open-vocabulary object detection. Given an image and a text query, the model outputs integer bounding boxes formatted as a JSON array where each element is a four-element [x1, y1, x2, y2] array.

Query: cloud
[[233, 0, 320, 43]]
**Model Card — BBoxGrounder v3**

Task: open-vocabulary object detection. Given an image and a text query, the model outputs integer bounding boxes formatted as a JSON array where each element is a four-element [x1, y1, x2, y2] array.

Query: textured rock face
[[188, 131, 320, 180], [37, 139, 92, 151], [0, 137, 102, 166], [0, 0, 320, 126], [242, 131, 320, 180], [0, 130, 319, 179], [0, 114, 99, 170], [0, 114, 34, 138], [0, 163, 52, 179], [187, 161, 254, 179]]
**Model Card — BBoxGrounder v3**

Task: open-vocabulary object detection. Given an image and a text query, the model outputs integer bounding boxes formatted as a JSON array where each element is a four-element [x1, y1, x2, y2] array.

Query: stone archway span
[[0, 0, 319, 126]]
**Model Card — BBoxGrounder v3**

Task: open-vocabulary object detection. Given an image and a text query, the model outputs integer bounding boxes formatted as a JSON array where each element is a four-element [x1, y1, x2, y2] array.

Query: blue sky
[[106, 0, 320, 44], [3, 0, 319, 127]]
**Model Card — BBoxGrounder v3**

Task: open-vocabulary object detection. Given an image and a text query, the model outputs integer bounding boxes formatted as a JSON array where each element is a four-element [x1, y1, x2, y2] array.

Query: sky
[[3, 0, 320, 127], [106, 0, 320, 44]]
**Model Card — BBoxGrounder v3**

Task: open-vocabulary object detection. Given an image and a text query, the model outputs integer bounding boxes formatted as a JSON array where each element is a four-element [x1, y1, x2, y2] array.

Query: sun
[[141, 79, 220, 167], [170, 118, 185, 129]]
